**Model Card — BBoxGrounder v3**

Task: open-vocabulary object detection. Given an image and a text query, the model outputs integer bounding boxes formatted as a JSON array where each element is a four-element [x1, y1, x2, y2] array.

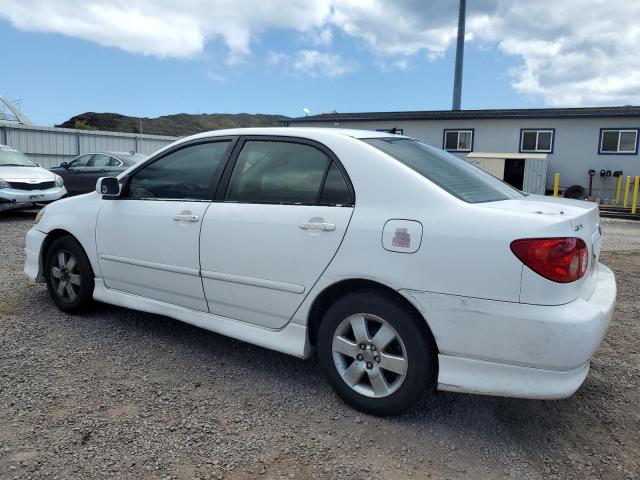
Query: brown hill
[[56, 112, 289, 137]]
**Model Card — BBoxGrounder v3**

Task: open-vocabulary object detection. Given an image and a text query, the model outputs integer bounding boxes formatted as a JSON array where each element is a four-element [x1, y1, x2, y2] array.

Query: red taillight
[[510, 237, 588, 283]]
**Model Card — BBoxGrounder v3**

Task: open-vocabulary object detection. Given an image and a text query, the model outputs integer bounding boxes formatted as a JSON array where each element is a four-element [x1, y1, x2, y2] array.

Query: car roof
[[181, 127, 410, 142]]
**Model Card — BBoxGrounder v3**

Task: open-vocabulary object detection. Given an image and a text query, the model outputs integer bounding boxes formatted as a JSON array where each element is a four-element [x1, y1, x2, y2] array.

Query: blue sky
[[1, 1, 638, 126]]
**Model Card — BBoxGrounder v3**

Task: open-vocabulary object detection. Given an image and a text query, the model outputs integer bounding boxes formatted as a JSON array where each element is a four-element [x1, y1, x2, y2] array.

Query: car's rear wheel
[[44, 236, 95, 314], [317, 290, 437, 416]]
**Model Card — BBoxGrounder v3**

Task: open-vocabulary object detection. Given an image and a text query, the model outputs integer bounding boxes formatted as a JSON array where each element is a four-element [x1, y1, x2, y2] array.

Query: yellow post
[[632, 176, 640, 215], [615, 175, 623, 205], [624, 176, 632, 207], [553, 173, 560, 197]]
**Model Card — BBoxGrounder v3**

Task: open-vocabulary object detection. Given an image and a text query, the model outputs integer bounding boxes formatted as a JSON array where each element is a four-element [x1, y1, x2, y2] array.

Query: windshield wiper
[[0, 164, 35, 167]]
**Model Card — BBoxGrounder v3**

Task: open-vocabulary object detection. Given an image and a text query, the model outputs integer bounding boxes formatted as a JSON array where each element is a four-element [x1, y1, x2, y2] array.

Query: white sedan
[[24, 128, 616, 415], [1, 144, 66, 212]]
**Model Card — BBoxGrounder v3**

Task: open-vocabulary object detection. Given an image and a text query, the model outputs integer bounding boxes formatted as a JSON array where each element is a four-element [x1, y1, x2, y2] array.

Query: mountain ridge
[[56, 112, 289, 137]]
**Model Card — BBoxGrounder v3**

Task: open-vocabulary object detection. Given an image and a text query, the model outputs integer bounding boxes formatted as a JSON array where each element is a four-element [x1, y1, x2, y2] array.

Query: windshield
[[363, 138, 524, 203], [0, 147, 38, 167]]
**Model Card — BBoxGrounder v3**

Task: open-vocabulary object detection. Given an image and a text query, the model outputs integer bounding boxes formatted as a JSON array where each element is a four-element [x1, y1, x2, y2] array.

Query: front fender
[[34, 193, 103, 279]]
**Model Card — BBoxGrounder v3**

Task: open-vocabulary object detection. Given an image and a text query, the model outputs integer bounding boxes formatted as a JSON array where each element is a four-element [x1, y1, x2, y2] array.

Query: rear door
[[200, 137, 354, 328]]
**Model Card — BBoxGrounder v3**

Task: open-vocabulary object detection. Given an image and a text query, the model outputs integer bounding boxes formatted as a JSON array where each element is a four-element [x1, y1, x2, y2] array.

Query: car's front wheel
[[44, 236, 95, 314], [317, 290, 437, 416]]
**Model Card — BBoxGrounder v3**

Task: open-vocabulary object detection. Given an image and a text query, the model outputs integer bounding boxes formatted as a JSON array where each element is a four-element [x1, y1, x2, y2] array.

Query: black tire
[[44, 236, 95, 314], [317, 289, 437, 416]]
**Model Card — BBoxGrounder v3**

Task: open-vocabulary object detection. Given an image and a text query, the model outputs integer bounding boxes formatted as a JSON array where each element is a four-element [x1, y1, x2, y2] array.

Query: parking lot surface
[[1, 211, 638, 480]]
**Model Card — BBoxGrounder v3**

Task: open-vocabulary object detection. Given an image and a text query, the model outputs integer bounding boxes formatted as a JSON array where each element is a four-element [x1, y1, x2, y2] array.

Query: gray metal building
[[285, 106, 640, 200], [0, 122, 177, 169]]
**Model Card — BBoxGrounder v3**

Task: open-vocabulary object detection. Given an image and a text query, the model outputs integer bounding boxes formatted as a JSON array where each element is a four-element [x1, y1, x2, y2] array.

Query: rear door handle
[[299, 222, 336, 231], [174, 214, 200, 222]]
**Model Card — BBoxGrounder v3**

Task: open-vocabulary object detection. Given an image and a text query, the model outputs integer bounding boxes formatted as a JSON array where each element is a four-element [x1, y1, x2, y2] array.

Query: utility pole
[[452, 0, 466, 110]]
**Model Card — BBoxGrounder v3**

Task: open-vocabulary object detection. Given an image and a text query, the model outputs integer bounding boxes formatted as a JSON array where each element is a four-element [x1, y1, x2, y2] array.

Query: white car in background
[[23, 128, 616, 415], [0, 145, 66, 212]]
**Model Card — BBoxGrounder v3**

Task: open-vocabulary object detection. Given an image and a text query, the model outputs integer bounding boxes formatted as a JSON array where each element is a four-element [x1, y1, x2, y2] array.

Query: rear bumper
[[0, 186, 67, 212], [401, 263, 616, 399]]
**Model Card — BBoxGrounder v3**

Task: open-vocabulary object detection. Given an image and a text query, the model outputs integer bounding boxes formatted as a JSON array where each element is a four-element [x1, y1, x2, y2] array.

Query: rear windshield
[[363, 138, 524, 203]]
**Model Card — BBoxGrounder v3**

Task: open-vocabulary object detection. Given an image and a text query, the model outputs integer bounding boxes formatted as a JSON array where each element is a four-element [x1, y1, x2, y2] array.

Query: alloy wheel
[[332, 313, 408, 398], [50, 250, 81, 303]]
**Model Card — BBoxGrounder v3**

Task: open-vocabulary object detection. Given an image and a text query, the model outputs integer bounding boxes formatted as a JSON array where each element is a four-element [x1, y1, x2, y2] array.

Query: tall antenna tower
[[0, 95, 34, 124], [452, 0, 466, 110]]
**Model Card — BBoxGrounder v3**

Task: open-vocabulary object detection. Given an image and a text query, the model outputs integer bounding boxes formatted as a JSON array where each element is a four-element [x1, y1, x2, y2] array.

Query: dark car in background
[[50, 151, 146, 196]]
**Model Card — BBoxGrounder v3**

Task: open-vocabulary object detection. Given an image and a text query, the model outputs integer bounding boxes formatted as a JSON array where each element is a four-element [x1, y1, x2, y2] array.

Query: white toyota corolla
[[24, 128, 616, 415]]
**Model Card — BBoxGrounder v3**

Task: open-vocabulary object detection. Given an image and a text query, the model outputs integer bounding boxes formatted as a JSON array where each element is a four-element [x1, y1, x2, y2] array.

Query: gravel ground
[[1, 211, 638, 480]]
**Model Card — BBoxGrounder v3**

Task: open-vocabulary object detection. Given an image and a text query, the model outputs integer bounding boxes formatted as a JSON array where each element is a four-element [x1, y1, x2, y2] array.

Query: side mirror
[[97, 177, 121, 197], [60, 162, 69, 169]]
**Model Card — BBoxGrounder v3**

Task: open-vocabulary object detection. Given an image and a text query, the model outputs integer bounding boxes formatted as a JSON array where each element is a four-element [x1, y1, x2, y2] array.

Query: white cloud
[[470, 0, 640, 106], [303, 27, 333, 46], [268, 50, 354, 77], [0, 0, 333, 59], [206, 71, 226, 82], [1, 0, 640, 105], [266, 51, 288, 66], [293, 50, 354, 77]]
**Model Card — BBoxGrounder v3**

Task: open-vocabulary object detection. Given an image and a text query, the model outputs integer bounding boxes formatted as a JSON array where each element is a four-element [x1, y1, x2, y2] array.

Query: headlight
[[0, 179, 9, 189], [35, 207, 46, 224], [54, 174, 64, 187]]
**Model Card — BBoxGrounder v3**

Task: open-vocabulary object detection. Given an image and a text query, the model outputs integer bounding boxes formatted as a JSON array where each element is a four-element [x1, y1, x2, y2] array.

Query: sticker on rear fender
[[382, 219, 423, 253]]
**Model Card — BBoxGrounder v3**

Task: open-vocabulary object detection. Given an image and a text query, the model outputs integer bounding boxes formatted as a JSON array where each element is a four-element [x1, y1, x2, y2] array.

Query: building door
[[503, 158, 525, 190]]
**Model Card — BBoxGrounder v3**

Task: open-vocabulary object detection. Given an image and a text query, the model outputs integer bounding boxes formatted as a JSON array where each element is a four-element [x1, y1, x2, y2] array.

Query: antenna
[[302, 107, 311, 116]]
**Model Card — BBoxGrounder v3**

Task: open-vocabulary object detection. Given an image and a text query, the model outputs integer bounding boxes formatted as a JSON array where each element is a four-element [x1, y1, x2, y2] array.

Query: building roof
[[285, 106, 640, 124]]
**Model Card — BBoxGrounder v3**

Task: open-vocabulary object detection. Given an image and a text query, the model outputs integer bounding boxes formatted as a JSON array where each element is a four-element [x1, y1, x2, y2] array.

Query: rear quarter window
[[363, 138, 524, 203]]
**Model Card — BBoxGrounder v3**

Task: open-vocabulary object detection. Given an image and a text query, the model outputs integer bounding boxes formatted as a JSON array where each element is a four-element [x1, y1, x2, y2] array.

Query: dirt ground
[[0, 211, 638, 480]]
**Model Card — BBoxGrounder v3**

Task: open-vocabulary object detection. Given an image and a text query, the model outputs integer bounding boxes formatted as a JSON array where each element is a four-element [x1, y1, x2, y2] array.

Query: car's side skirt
[[92, 279, 312, 359]]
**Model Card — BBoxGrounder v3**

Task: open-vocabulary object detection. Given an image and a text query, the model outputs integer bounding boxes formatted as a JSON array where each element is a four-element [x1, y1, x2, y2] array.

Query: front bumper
[[24, 227, 47, 283], [0, 186, 67, 212], [402, 263, 616, 399]]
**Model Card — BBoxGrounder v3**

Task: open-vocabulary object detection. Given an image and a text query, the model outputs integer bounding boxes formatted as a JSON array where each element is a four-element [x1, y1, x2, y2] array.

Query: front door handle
[[174, 214, 200, 222], [299, 222, 336, 231]]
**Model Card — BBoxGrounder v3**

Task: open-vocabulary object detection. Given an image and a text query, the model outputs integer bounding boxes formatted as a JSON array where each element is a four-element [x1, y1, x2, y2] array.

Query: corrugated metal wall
[[0, 123, 177, 168]]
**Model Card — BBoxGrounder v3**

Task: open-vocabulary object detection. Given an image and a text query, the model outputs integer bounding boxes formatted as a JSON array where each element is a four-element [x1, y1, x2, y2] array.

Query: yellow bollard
[[632, 176, 640, 215], [624, 176, 632, 208], [615, 175, 623, 205], [553, 173, 560, 197]]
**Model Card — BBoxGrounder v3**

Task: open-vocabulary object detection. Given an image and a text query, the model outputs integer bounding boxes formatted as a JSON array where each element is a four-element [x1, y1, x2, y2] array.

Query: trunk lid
[[481, 194, 602, 303]]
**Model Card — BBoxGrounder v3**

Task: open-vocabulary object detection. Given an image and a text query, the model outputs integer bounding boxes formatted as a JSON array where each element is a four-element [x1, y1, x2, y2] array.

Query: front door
[[96, 140, 233, 311], [200, 138, 354, 328], [62, 154, 95, 195]]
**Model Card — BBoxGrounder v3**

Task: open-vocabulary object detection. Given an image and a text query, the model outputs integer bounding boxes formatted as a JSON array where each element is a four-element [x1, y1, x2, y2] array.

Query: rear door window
[[319, 163, 351, 206], [90, 154, 117, 167], [226, 140, 330, 205], [363, 138, 524, 203]]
